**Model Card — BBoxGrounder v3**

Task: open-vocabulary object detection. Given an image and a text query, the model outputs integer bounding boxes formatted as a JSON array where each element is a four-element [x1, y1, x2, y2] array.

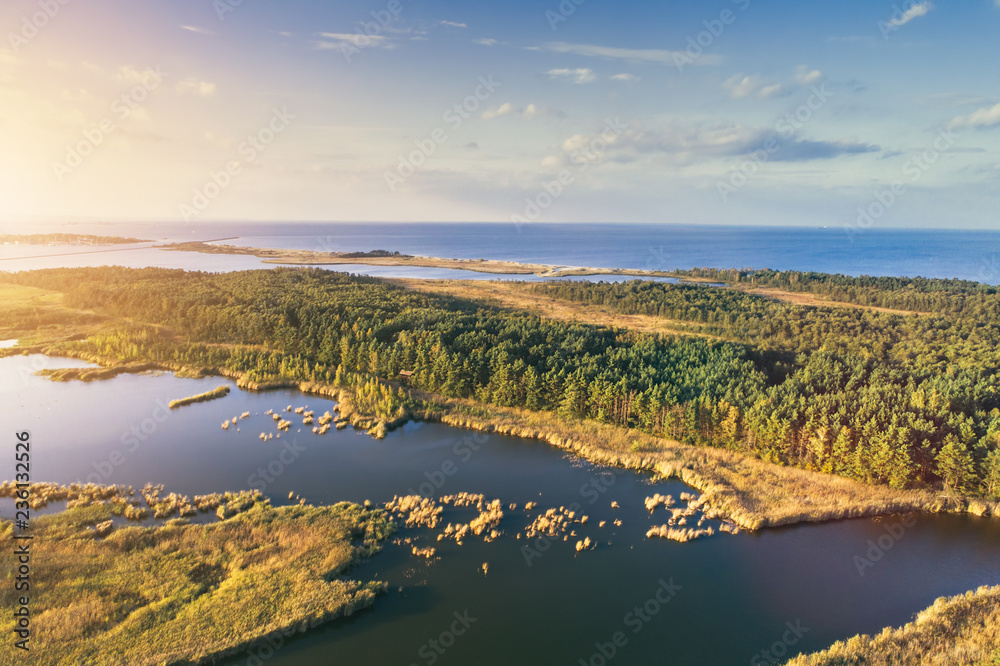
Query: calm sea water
[[2, 356, 999, 665], [2, 222, 999, 284]]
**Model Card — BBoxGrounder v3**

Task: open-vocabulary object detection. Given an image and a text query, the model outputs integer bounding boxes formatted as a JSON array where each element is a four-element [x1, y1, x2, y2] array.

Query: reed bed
[[0, 481, 264, 522], [430, 398, 999, 530], [19, 337, 999, 531], [787, 585, 1000, 665], [168, 385, 230, 409], [0, 499, 394, 665], [385, 495, 443, 529]]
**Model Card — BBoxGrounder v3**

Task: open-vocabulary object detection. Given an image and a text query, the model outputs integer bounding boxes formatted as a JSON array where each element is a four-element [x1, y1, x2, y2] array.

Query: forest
[[4, 266, 999, 499]]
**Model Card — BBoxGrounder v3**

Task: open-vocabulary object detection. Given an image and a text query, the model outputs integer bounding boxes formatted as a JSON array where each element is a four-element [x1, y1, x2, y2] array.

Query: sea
[[1, 221, 999, 284]]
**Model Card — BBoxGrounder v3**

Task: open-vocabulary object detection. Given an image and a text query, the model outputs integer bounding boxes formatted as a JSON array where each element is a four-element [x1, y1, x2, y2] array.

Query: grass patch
[[169, 385, 231, 409], [0, 499, 393, 665], [787, 585, 1000, 665]]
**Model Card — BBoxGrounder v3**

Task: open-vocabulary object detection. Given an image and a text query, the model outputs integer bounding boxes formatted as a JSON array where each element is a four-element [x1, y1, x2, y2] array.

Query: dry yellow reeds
[[788, 585, 1000, 665], [168, 385, 230, 409], [645, 525, 715, 542], [93, 520, 114, 537], [385, 495, 443, 529]]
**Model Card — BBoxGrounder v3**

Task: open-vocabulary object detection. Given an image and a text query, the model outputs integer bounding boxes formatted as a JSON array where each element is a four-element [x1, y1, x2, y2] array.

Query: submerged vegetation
[[787, 585, 1000, 665], [0, 493, 393, 665], [169, 384, 231, 409]]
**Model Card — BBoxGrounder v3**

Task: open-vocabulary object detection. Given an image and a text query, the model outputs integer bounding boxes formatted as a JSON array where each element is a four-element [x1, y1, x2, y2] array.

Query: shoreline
[[16, 348, 998, 531], [157, 241, 687, 279]]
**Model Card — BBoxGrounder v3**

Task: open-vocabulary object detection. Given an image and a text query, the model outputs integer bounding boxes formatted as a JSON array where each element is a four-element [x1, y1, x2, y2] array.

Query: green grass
[[787, 585, 1000, 665], [169, 385, 231, 409], [0, 501, 394, 665]]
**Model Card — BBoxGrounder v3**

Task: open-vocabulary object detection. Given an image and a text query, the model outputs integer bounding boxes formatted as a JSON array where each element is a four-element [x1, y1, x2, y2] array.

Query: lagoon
[[2, 355, 998, 664]]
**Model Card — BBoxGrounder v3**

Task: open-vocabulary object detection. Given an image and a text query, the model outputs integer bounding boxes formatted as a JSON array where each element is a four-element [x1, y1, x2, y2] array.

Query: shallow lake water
[[2, 355, 999, 665]]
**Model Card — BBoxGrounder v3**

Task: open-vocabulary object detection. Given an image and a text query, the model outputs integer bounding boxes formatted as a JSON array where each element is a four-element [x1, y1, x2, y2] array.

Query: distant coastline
[[0, 233, 149, 246]]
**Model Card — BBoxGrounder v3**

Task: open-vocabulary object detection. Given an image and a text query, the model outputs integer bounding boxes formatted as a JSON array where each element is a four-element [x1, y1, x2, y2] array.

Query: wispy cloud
[[950, 102, 1000, 129], [725, 75, 783, 99], [794, 65, 822, 85], [440, 20, 468, 28], [176, 78, 216, 97], [611, 73, 640, 82], [724, 66, 824, 100], [482, 102, 512, 120], [551, 122, 879, 165], [539, 42, 721, 66], [888, 2, 933, 27], [180, 25, 216, 36], [548, 68, 596, 84], [474, 38, 500, 46], [315, 33, 393, 50]]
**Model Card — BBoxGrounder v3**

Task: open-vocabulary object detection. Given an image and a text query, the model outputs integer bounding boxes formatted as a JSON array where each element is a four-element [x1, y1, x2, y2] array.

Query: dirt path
[[393, 279, 722, 340]]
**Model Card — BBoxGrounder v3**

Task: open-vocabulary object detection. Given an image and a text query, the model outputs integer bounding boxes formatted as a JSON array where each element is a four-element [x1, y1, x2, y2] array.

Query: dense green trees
[[5, 265, 999, 498]]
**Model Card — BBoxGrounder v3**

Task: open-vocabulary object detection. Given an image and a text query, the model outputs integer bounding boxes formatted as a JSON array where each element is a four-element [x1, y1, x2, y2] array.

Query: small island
[[169, 385, 232, 409]]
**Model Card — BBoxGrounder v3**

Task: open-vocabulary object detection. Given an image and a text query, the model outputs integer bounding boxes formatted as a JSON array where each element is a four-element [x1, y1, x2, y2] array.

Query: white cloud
[[176, 78, 217, 97], [548, 68, 596, 84], [611, 73, 640, 82], [888, 2, 933, 27], [482, 102, 513, 120], [474, 38, 499, 46], [554, 121, 878, 165], [950, 102, 1000, 129], [180, 25, 216, 36], [315, 33, 393, 50], [794, 65, 822, 85], [523, 103, 538, 119], [725, 67, 823, 100], [440, 20, 468, 28], [116, 66, 158, 85], [724, 75, 785, 99], [540, 41, 721, 66]]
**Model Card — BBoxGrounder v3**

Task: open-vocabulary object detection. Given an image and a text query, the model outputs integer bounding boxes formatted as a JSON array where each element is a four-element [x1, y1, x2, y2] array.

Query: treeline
[[4, 266, 999, 498], [672, 267, 999, 315], [530, 280, 1000, 373], [336, 250, 411, 259]]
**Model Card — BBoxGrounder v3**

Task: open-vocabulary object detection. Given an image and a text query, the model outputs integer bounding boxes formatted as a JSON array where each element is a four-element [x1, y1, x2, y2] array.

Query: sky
[[0, 0, 998, 228]]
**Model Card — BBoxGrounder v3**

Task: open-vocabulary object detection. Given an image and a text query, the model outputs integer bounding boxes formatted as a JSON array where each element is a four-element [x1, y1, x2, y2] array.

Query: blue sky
[[1, 0, 998, 227]]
